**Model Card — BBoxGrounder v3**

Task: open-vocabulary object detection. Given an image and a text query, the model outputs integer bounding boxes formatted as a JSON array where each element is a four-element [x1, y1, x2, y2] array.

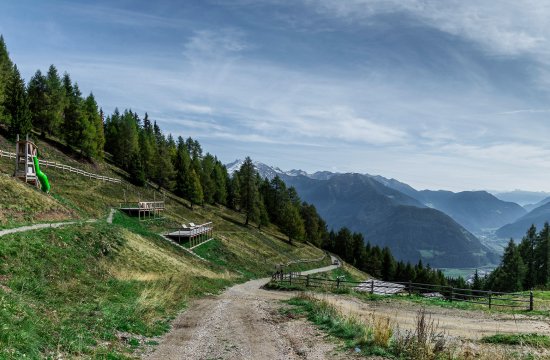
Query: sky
[[1, 0, 550, 192]]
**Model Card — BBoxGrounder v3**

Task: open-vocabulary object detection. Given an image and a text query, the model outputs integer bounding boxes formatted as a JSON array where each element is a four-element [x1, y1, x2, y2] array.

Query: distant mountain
[[496, 202, 550, 240], [492, 190, 550, 206], [370, 174, 526, 233], [417, 190, 526, 233], [282, 173, 498, 268], [524, 196, 550, 212]]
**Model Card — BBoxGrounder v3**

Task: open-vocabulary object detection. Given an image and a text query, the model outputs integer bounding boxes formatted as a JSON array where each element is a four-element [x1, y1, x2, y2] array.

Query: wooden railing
[[271, 273, 534, 311], [0, 150, 122, 184]]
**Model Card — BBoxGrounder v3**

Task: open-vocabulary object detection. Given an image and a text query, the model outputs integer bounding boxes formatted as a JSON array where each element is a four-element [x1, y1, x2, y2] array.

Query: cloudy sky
[[1, 0, 550, 192]]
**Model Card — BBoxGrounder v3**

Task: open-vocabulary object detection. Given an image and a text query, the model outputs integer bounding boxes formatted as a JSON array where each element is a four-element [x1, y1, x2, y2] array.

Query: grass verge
[[482, 333, 550, 348]]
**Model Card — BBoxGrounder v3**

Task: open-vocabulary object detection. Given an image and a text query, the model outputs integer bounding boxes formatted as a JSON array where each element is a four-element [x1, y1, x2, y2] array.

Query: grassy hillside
[[0, 133, 331, 358]]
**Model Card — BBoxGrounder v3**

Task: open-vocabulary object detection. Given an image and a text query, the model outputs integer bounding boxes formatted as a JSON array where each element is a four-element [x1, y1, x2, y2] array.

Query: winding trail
[[145, 256, 346, 360], [0, 219, 97, 237]]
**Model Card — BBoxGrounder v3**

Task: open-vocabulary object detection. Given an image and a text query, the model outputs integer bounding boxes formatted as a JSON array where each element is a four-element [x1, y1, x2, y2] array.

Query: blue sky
[[2, 0, 550, 192]]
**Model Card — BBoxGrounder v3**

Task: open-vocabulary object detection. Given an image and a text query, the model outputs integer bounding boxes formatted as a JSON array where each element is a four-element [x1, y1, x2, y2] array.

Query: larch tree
[[27, 70, 49, 135], [238, 157, 260, 226], [0, 35, 13, 125], [5, 65, 31, 139], [44, 64, 65, 136]]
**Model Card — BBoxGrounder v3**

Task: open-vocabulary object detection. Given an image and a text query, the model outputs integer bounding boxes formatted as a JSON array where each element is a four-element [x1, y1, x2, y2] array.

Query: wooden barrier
[[0, 149, 122, 184], [271, 273, 534, 311]]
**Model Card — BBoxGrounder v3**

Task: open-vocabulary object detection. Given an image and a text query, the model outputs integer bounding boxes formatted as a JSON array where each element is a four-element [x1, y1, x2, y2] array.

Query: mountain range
[[496, 202, 550, 240], [228, 160, 501, 267], [227, 160, 550, 267]]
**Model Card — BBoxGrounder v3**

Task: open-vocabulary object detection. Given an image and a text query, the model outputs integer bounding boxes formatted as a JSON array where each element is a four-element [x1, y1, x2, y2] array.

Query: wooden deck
[[119, 201, 165, 219], [166, 222, 213, 247]]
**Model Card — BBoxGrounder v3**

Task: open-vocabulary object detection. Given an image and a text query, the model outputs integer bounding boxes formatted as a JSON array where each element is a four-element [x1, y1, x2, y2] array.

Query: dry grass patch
[[0, 175, 75, 227], [104, 229, 233, 280]]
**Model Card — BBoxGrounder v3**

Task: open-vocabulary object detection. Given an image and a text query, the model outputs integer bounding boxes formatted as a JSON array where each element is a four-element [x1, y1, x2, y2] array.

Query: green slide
[[33, 156, 50, 193]]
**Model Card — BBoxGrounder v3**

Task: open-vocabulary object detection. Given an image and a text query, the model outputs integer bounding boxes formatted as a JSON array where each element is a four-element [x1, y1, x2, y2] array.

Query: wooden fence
[[0, 149, 122, 184], [271, 273, 534, 311]]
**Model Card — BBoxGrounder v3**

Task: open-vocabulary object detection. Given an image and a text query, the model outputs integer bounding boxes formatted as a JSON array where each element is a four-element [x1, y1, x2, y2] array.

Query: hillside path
[[144, 256, 350, 360], [0, 219, 97, 237]]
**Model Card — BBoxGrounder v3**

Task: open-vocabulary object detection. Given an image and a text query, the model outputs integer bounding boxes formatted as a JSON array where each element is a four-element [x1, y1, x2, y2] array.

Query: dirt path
[[0, 219, 96, 237], [317, 294, 550, 340], [145, 258, 348, 360]]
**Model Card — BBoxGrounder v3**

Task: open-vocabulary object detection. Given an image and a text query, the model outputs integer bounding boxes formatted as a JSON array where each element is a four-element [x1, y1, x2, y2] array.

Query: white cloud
[[306, 0, 550, 57]]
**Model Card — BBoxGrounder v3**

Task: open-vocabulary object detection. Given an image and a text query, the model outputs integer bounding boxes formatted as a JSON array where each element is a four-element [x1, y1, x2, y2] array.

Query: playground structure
[[166, 222, 213, 248], [119, 201, 166, 220], [14, 134, 50, 192]]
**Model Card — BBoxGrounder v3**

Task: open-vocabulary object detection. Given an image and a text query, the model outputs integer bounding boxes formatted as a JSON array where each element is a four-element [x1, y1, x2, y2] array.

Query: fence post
[[336, 277, 340, 289], [370, 279, 374, 294], [408, 280, 412, 296], [488, 291, 492, 309], [289, 272, 292, 286], [306, 275, 310, 288], [530, 291, 534, 311], [450, 287, 453, 303]]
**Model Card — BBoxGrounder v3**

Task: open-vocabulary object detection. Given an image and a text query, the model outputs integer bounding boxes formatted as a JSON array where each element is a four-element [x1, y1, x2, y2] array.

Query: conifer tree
[[212, 160, 228, 205], [27, 70, 48, 135], [519, 225, 537, 289], [381, 247, 397, 281], [5, 65, 31, 139], [238, 157, 260, 225], [258, 197, 270, 230], [188, 168, 204, 209], [534, 223, 550, 286], [0, 35, 13, 125], [281, 201, 305, 244], [44, 65, 65, 136]]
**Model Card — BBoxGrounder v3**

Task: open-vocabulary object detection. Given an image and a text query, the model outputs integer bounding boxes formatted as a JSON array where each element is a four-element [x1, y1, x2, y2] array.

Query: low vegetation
[[285, 294, 535, 359], [482, 333, 550, 348]]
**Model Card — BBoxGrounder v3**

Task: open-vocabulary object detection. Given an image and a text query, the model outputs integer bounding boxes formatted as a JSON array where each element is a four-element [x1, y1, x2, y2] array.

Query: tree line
[[0, 36, 105, 159], [0, 34, 486, 289], [473, 223, 550, 293]]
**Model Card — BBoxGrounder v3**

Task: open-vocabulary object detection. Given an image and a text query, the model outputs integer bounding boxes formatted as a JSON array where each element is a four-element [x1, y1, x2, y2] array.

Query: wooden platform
[[119, 201, 165, 220], [166, 222, 213, 247]]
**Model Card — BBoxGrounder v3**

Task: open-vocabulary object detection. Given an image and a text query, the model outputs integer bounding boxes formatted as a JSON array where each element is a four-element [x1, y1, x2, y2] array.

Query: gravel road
[[145, 256, 353, 360], [144, 278, 355, 360]]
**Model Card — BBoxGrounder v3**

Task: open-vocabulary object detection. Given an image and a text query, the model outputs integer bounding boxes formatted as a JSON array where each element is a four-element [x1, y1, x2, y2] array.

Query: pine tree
[[62, 74, 83, 148], [281, 202, 305, 244], [519, 225, 537, 289], [488, 239, 526, 292], [188, 168, 204, 209], [0, 35, 13, 125], [80, 93, 101, 158], [27, 69, 48, 135], [258, 197, 269, 230], [534, 223, 550, 287], [5, 65, 31, 139], [44, 65, 65, 136], [381, 247, 396, 281], [238, 157, 260, 225], [174, 136, 191, 198], [212, 160, 228, 205]]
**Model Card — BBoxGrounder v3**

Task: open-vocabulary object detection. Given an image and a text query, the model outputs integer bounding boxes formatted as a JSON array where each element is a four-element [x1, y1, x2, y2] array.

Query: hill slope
[[283, 173, 498, 267], [496, 202, 550, 240], [0, 134, 332, 358], [417, 190, 526, 233]]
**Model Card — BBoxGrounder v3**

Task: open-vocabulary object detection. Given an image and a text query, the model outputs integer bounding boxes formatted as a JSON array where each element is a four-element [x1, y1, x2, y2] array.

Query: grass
[[482, 333, 550, 348], [0, 175, 76, 228], [0, 132, 336, 358], [286, 294, 537, 360], [285, 295, 377, 352], [0, 221, 239, 359]]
